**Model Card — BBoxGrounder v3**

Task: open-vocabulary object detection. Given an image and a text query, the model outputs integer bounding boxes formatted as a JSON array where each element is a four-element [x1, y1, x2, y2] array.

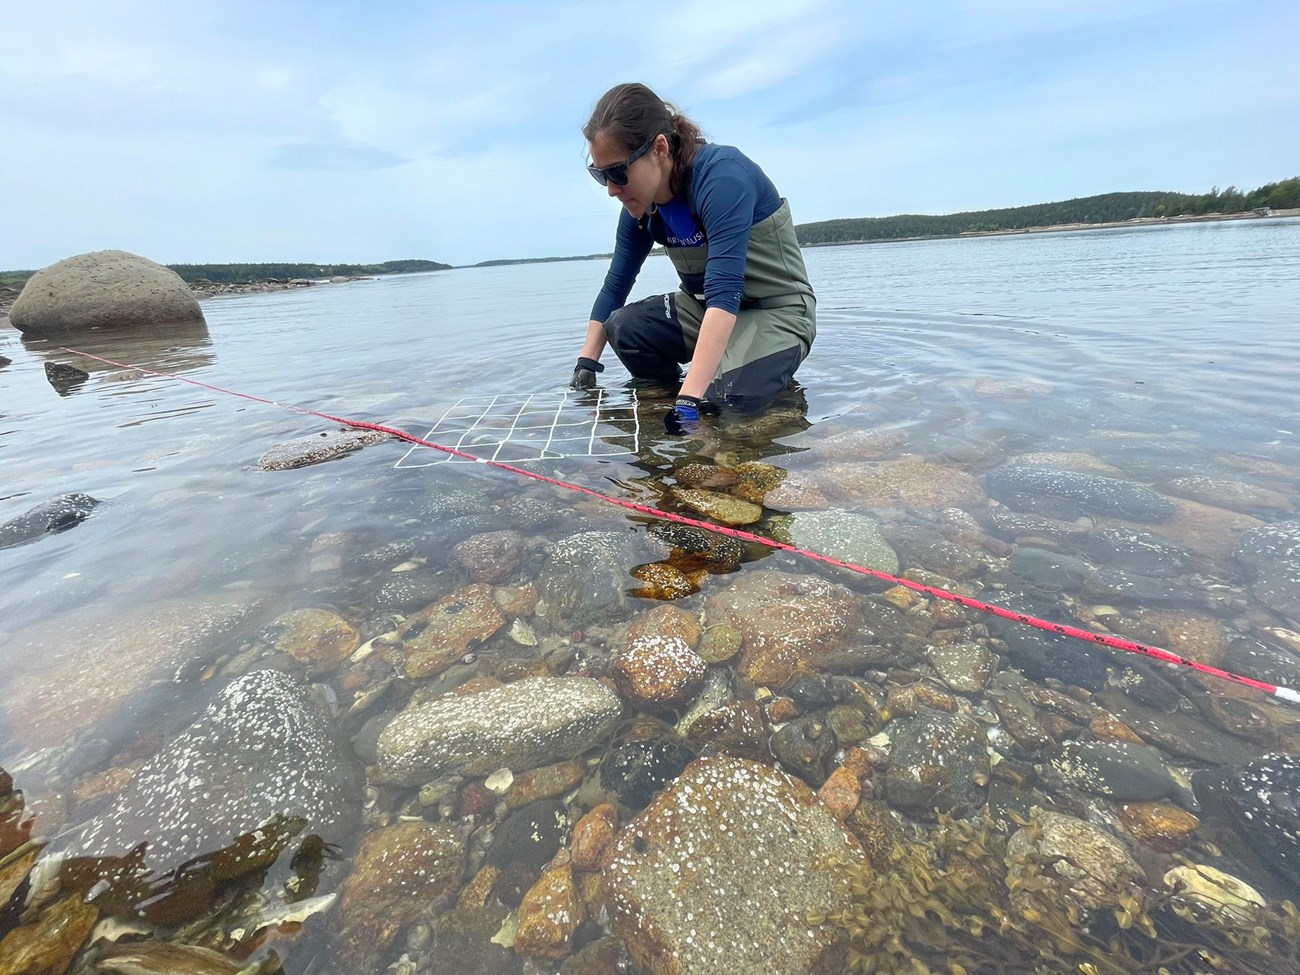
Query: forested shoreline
[[795, 178, 1300, 245], [3, 178, 1296, 287]]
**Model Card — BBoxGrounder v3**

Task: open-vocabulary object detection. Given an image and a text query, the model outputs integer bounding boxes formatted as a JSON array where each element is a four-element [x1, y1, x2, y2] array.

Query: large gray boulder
[[10, 249, 204, 336]]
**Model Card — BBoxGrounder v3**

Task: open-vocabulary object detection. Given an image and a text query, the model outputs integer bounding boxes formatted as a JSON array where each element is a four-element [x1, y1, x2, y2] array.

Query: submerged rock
[[613, 632, 707, 712], [1162, 475, 1294, 518], [781, 508, 899, 575], [333, 819, 466, 970], [2, 594, 264, 755], [1224, 753, 1300, 878], [985, 465, 1176, 522], [373, 676, 622, 786], [1049, 739, 1194, 808], [59, 669, 361, 921], [703, 569, 862, 690], [600, 739, 696, 810], [884, 707, 989, 817], [539, 530, 670, 629], [395, 583, 505, 679], [0, 492, 101, 550], [1006, 811, 1142, 916], [1234, 520, 1300, 626], [602, 756, 865, 975], [988, 589, 1111, 691], [766, 456, 986, 512], [1083, 526, 1192, 578], [0, 893, 99, 975], [669, 486, 763, 526], [263, 607, 359, 675], [258, 426, 393, 471]]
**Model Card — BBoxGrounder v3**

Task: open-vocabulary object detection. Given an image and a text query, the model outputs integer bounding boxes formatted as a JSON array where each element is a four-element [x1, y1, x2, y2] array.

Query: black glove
[[570, 356, 604, 390], [664, 394, 703, 435]]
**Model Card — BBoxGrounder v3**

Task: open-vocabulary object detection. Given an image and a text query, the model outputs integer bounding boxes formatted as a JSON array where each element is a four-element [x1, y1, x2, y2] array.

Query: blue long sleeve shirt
[[590, 143, 782, 321]]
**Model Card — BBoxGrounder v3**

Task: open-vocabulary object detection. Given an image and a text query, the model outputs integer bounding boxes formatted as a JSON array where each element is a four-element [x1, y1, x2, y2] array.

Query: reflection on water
[[2, 221, 1300, 973]]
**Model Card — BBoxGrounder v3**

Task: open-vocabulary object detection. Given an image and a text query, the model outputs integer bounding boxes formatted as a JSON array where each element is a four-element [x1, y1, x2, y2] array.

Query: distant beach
[[800, 206, 1300, 249]]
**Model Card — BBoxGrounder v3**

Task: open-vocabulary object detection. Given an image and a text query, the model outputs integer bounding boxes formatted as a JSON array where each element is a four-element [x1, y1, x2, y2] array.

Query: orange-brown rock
[[1089, 714, 1145, 744], [0, 893, 98, 975], [571, 803, 619, 872], [818, 766, 862, 821], [514, 858, 585, 959], [398, 584, 505, 679], [705, 570, 862, 690], [766, 696, 800, 723], [265, 607, 359, 675], [626, 604, 703, 648], [72, 765, 137, 805], [1118, 801, 1200, 852], [333, 820, 467, 969], [506, 760, 587, 811], [630, 562, 699, 600], [494, 582, 540, 617], [612, 633, 707, 711]]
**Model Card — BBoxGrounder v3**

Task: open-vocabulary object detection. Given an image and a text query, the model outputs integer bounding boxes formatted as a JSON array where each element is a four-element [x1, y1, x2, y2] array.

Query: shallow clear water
[[2, 217, 1300, 973]]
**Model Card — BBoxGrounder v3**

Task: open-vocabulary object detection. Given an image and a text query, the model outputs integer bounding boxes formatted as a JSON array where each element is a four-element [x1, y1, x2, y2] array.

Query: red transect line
[[61, 347, 1300, 705]]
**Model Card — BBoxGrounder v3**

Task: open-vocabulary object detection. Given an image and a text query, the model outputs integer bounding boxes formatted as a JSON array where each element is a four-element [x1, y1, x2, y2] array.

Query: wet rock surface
[[0, 492, 101, 550], [1223, 754, 1300, 880], [1006, 811, 1143, 915], [985, 465, 1177, 522], [539, 530, 670, 629], [258, 426, 393, 470], [333, 819, 467, 970], [704, 569, 863, 689], [781, 508, 900, 574], [395, 583, 505, 679], [1049, 739, 1192, 805], [60, 669, 361, 918], [374, 676, 623, 785], [885, 706, 990, 817], [602, 756, 865, 975], [2, 594, 264, 756], [1234, 520, 1300, 625]]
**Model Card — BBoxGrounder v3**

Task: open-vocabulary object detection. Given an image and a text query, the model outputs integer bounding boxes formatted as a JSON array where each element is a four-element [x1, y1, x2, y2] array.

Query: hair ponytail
[[584, 83, 705, 197], [666, 109, 703, 196]]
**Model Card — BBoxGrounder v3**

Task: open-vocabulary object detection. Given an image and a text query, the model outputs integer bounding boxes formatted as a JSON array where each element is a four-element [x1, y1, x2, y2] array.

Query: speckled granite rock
[[703, 569, 863, 690], [258, 426, 392, 470], [1, 594, 264, 756], [374, 676, 623, 786], [58, 670, 361, 920], [333, 819, 467, 970], [985, 465, 1176, 522], [602, 756, 864, 975], [1234, 520, 1300, 626], [0, 492, 101, 550], [539, 530, 671, 630]]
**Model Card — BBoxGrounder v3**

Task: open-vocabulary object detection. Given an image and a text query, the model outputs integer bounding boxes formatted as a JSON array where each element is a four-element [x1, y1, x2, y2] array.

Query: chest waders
[[601, 200, 817, 412]]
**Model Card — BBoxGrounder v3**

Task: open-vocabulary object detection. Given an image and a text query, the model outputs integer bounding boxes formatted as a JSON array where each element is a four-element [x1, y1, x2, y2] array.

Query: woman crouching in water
[[570, 82, 816, 432]]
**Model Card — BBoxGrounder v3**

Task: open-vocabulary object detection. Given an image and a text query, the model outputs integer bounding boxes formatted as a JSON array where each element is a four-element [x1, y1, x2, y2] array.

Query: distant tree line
[[796, 177, 1300, 245], [167, 259, 451, 284]]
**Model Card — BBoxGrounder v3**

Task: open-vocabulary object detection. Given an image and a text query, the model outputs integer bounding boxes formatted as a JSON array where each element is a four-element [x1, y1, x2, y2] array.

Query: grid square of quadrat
[[395, 389, 640, 466]]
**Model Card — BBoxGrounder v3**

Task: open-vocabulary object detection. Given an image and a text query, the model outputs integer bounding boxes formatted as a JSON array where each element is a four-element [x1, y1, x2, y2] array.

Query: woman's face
[[589, 133, 671, 220]]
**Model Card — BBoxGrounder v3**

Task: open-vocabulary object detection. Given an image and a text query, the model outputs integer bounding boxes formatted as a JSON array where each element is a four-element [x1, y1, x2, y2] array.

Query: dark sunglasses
[[587, 137, 655, 187]]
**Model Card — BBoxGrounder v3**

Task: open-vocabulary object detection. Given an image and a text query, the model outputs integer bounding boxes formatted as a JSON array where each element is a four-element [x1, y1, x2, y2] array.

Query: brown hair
[[583, 83, 704, 197]]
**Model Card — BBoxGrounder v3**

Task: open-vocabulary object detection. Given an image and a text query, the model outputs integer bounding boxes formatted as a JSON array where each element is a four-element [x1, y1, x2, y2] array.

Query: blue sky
[[3, 0, 1297, 269]]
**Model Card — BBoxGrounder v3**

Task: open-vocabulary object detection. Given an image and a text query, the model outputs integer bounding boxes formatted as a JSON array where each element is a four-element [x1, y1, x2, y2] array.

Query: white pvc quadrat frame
[[394, 388, 641, 466]]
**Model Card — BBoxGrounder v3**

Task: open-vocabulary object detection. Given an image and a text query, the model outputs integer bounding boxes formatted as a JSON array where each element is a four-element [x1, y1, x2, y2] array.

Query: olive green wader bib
[[666, 199, 817, 399]]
